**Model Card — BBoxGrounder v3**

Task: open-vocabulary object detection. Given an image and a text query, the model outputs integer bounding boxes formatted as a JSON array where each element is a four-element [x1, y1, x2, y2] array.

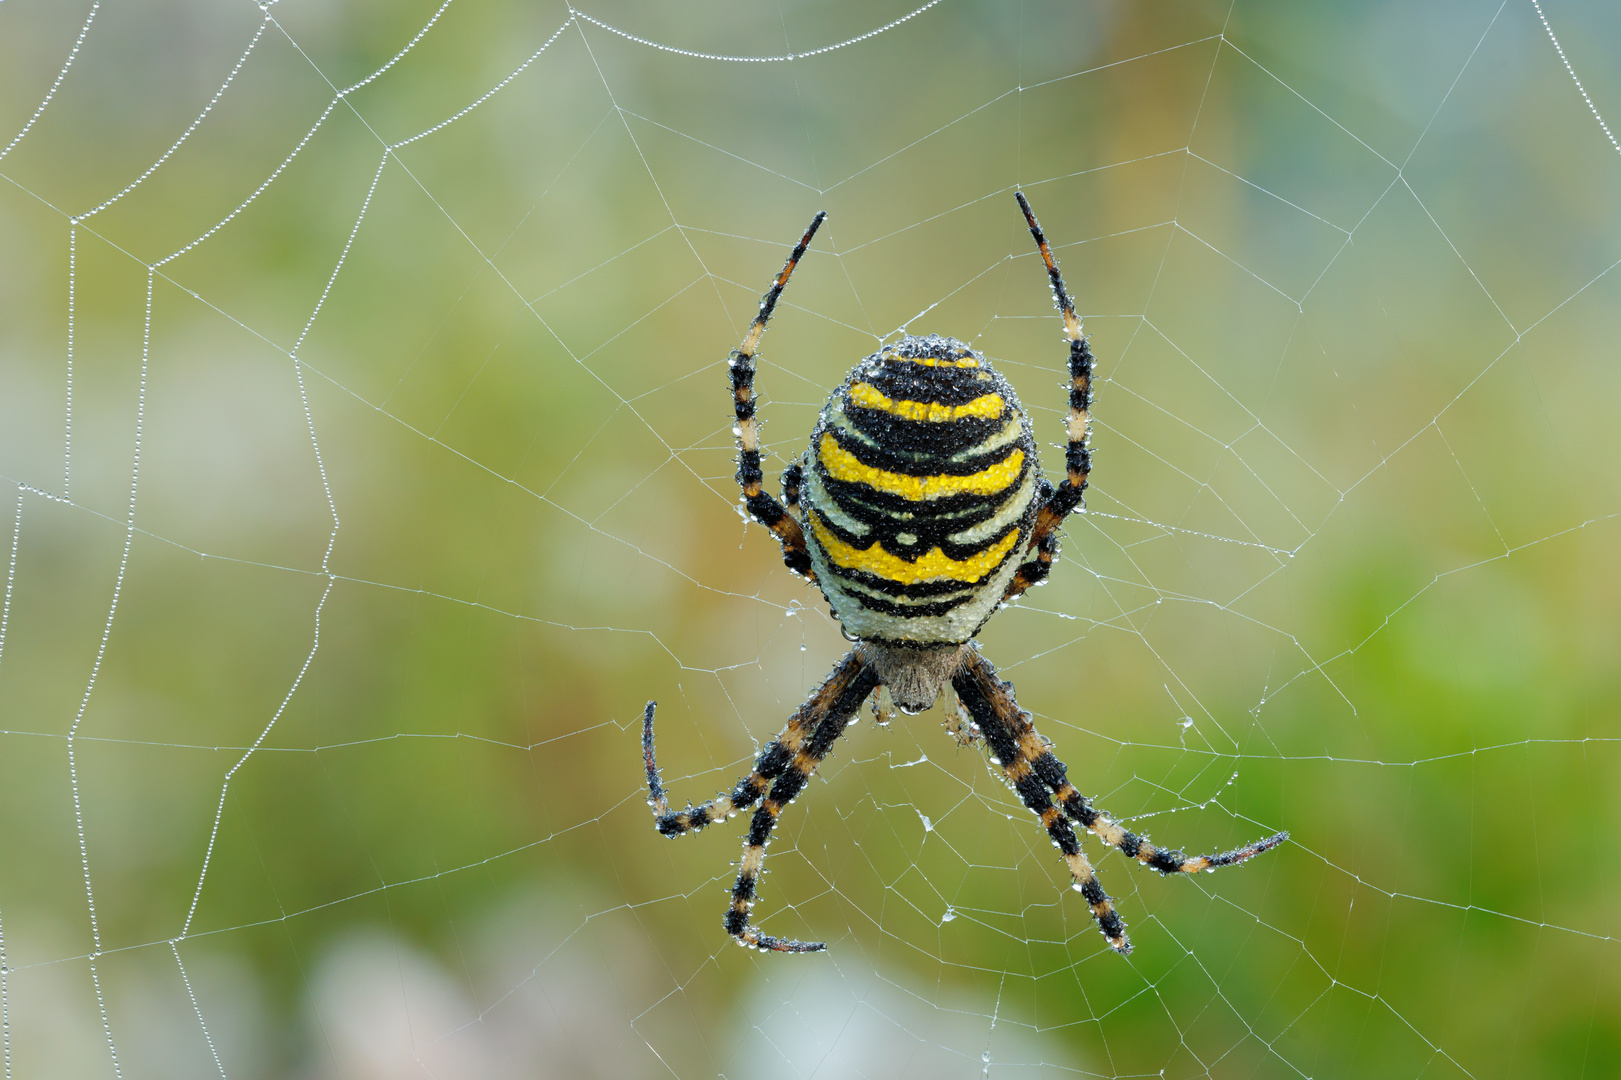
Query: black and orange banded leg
[[644, 649, 879, 952], [644, 703, 784, 837], [953, 650, 1287, 954], [1050, 777, 1288, 878], [952, 651, 1132, 952], [730, 212, 828, 580], [781, 460, 804, 514], [1004, 191, 1096, 604]]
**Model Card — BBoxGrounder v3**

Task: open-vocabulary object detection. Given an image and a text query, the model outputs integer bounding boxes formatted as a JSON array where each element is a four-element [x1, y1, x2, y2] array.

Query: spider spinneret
[[642, 192, 1287, 955]]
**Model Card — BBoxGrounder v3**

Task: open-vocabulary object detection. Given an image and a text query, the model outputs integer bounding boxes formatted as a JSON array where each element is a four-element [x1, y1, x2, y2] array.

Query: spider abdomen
[[800, 335, 1042, 645]]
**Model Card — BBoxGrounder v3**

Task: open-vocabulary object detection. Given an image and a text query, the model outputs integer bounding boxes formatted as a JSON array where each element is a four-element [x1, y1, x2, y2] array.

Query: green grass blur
[[1, 1, 1618, 1077]]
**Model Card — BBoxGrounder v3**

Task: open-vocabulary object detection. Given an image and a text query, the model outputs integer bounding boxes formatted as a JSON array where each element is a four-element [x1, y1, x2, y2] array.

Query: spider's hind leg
[[1054, 783, 1289, 877], [643, 702, 786, 836], [725, 650, 879, 952], [951, 650, 1288, 955], [951, 652, 1132, 953], [940, 681, 982, 747], [643, 650, 879, 953]]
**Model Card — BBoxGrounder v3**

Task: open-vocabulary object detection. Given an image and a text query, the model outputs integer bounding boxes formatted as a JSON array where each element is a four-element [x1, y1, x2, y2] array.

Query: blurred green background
[[2, 0, 1619, 1076]]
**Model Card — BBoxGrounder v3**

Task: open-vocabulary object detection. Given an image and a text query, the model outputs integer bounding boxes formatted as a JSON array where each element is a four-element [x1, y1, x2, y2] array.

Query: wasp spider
[[642, 193, 1287, 954]]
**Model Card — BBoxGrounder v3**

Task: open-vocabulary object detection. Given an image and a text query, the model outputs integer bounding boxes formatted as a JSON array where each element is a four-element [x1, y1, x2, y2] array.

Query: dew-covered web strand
[[569, 0, 945, 64], [0, 907, 8, 1080], [59, 268, 151, 1080], [1532, 0, 1621, 158], [177, 136, 375, 940], [0, 494, 13, 1080], [171, 941, 227, 1080], [0, 0, 101, 166], [75, 12, 270, 224], [0, 489, 19, 673], [64, 228, 74, 497], [37, 0, 518, 983], [171, 43, 400, 983], [61, 8, 272, 498], [4, 6, 451, 1074]]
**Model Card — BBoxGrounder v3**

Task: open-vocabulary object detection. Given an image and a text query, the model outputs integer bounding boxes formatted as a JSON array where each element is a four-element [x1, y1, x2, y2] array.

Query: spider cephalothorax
[[642, 193, 1287, 954]]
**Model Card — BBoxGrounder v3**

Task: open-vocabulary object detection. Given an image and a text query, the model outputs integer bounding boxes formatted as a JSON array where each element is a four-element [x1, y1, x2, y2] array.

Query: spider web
[[1, 0, 1618, 1076]]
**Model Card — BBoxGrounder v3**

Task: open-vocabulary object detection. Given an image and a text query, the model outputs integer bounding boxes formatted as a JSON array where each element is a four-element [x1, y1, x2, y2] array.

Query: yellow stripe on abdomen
[[809, 513, 1020, 585], [847, 382, 1004, 422], [879, 353, 979, 368], [818, 434, 1023, 501]]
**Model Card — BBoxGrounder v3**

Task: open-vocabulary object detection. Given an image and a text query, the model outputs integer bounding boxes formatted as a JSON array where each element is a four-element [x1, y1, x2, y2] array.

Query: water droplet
[[941, 906, 956, 923]]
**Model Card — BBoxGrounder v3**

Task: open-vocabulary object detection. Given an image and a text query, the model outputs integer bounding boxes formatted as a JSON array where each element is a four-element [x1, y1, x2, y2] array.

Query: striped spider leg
[[729, 211, 829, 581], [643, 649, 879, 952], [1003, 191, 1096, 604], [952, 651, 1288, 954]]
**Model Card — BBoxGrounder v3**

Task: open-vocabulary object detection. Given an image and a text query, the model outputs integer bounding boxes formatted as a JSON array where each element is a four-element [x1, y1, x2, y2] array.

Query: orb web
[[0, 1, 1617, 1076]]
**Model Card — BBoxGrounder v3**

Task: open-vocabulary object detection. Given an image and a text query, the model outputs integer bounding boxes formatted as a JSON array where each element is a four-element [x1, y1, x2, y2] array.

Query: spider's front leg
[[1003, 191, 1096, 605], [729, 213, 827, 581], [643, 649, 879, 952]]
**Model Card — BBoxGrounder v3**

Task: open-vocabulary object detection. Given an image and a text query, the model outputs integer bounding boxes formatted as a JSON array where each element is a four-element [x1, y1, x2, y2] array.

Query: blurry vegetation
[[1, 0, 1618, 1077]]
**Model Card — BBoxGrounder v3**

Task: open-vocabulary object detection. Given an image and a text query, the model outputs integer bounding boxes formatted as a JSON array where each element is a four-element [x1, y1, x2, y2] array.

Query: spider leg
[[939, 681, 983, 747], [953, 651, 1288, 953], [1051, 780, 1289, 876], [731, 212, 828, 581], [644, 701, 789, 836], [644, 650, 879, 952], [781, 459, 804, 513], [951, 650, 1132, 953], [729, 649, 878, 952], [1003, 192, 1096, 604]]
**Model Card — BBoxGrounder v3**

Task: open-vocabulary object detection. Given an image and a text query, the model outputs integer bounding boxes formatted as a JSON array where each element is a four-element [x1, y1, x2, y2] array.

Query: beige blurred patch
[[302, 883, 666, 1080], [730, 959, 1080, 1079]]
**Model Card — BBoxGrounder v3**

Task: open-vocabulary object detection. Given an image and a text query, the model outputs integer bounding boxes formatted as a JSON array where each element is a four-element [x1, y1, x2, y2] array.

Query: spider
[[641, 192, 1287, 955]]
